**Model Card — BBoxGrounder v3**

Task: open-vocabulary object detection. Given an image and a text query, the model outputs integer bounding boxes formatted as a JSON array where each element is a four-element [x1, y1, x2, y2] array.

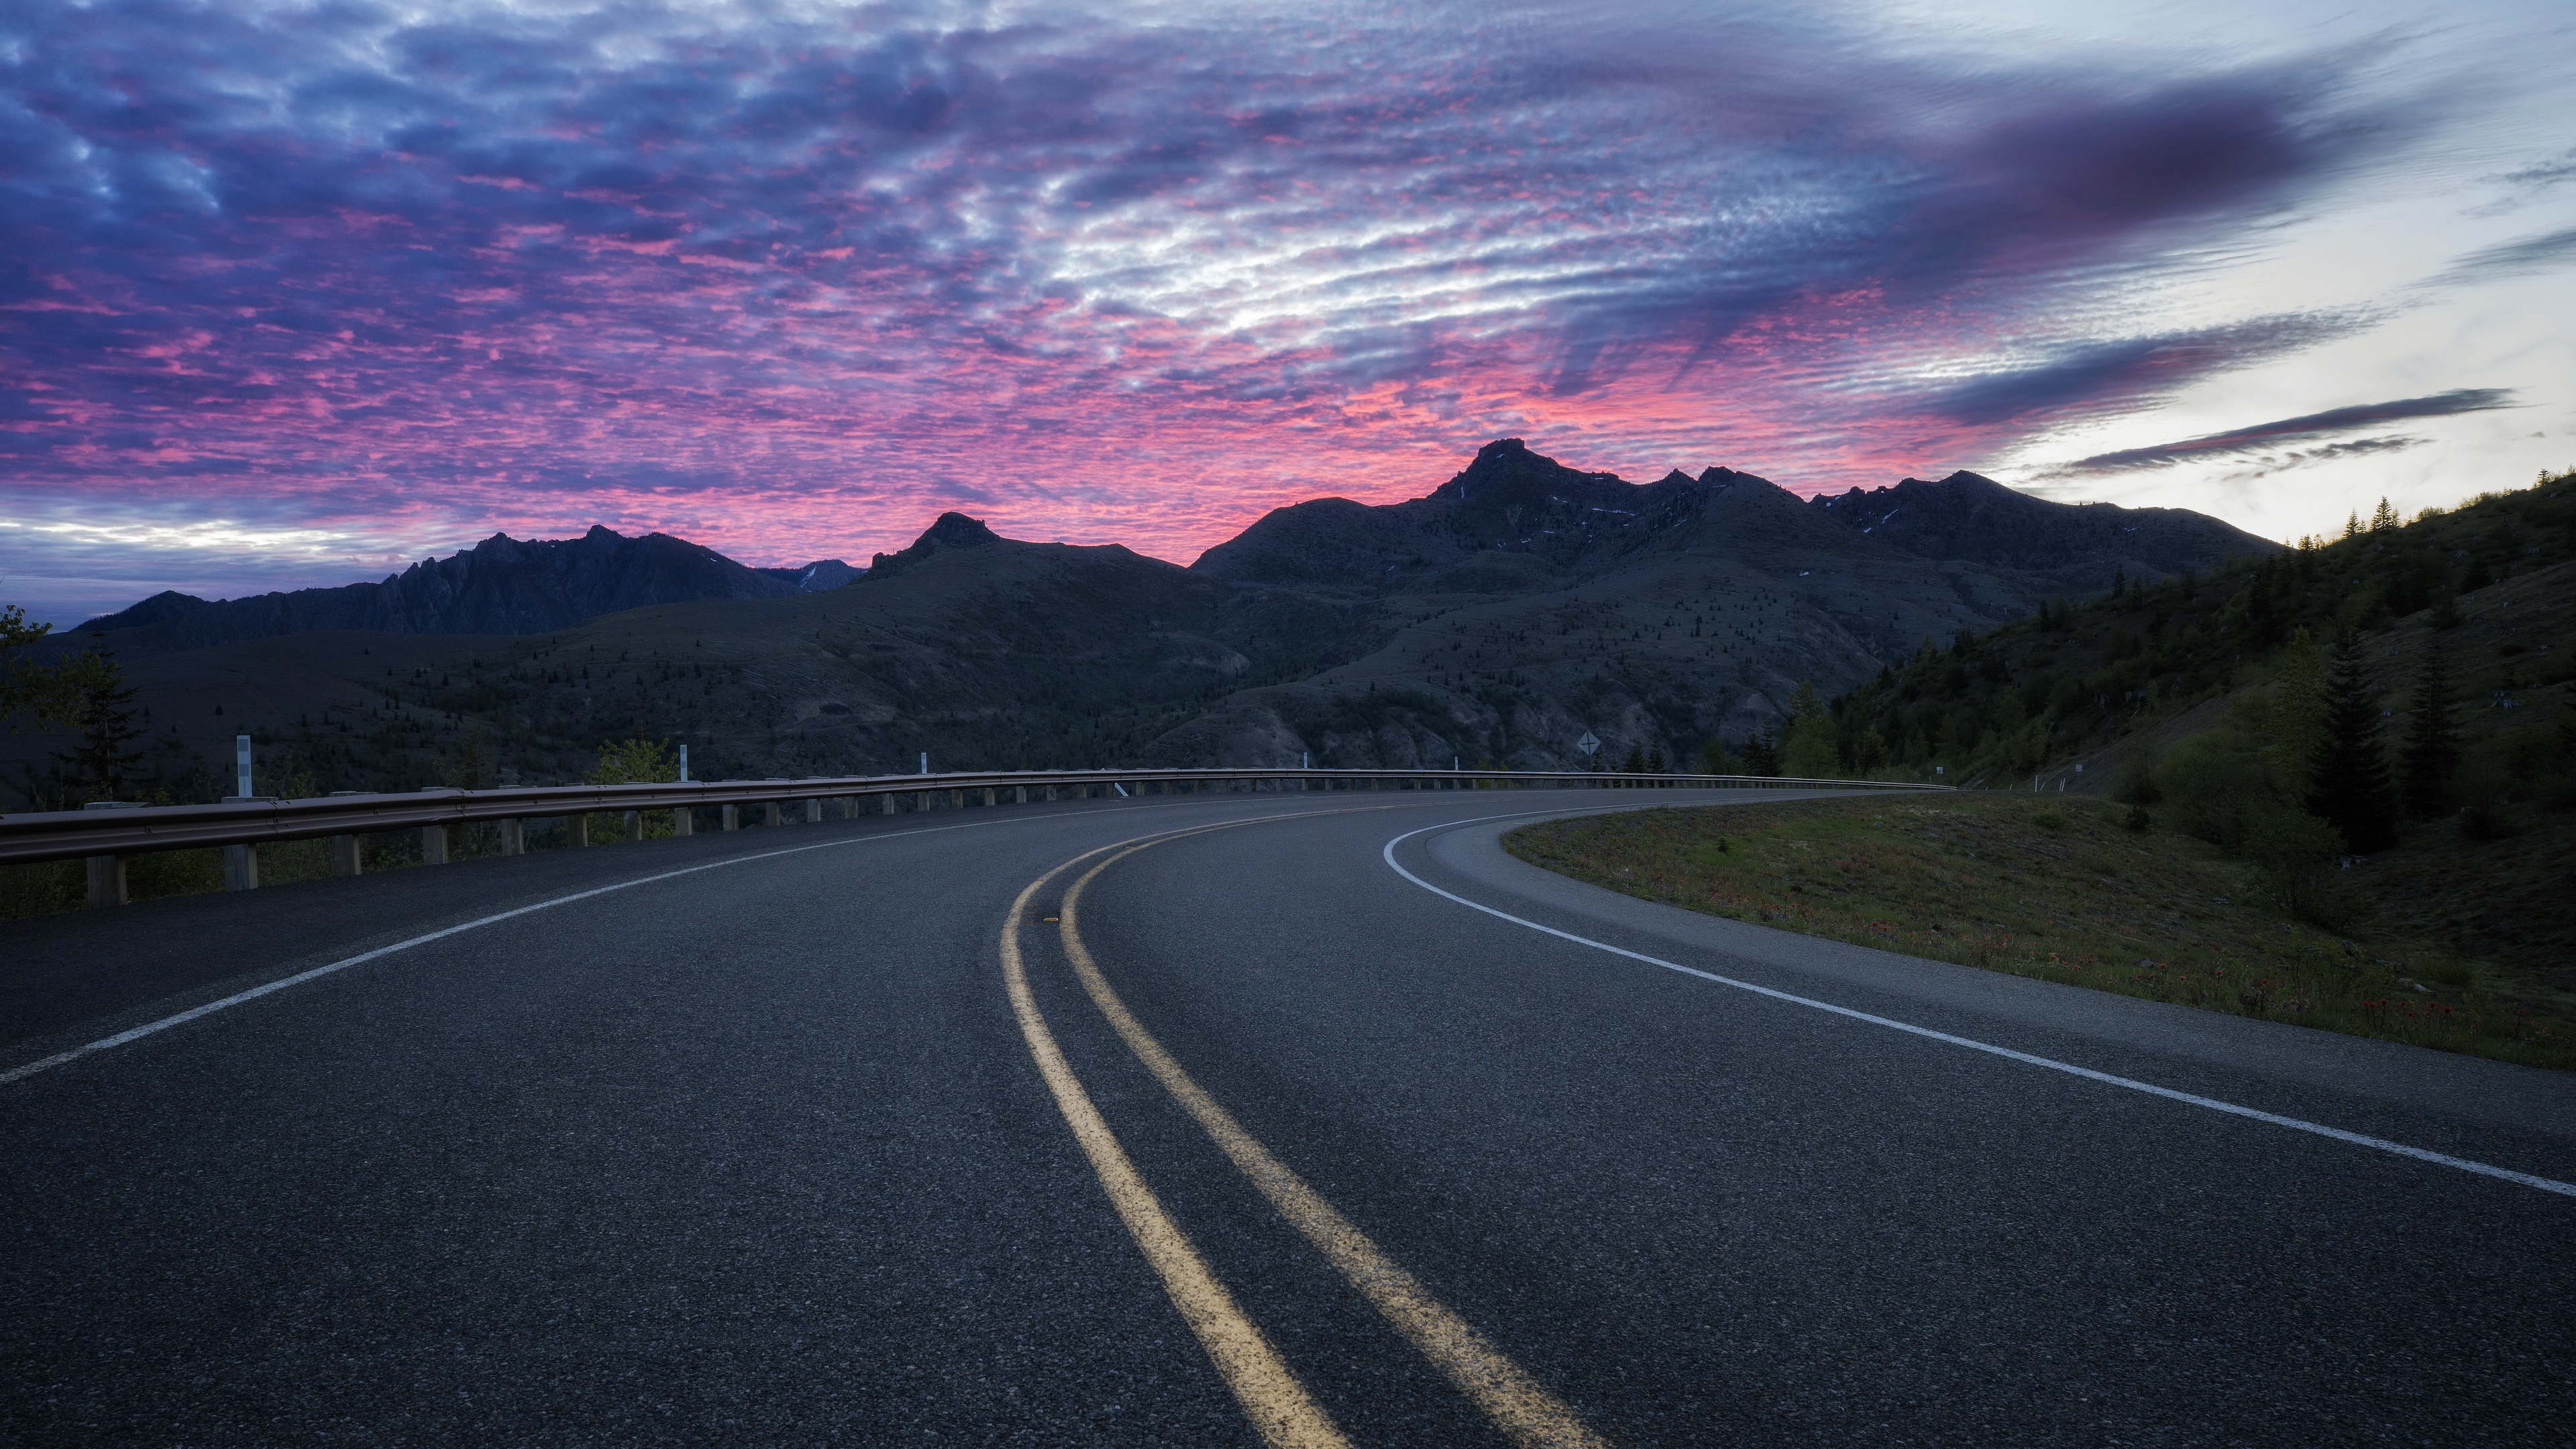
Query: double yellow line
[[998, 815, 1607, 1449]]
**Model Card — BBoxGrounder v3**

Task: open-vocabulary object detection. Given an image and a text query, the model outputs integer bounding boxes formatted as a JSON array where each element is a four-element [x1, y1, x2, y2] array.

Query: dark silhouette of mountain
[[72, 528, 802, 653], [1807, 470, 2280, 591], [13, 441, 2300, 800], [1193, 438, 1880, 595], [755, 559, 863, 592]]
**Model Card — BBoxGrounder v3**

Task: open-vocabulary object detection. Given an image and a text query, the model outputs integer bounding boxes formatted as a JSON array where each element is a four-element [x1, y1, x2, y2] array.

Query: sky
[[3, 0, 2572, 624]]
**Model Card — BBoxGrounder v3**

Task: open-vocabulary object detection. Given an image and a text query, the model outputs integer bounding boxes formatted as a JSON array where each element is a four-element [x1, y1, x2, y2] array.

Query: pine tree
[[1781, 681, 1839, 777], [2267, 629, 2327, 796], [2399, 645, 2458, 818], [2371, 497, 2400, 534], [56, 654, 148, 801], [2305, 635, 2396, 853], [1741, 726, 1782, 777]]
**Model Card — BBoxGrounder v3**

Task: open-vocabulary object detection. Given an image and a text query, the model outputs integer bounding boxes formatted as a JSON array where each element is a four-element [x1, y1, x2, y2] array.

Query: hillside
[[66, 528, 856, 654], [1809, 470, 2280, 595], [1816, 470, 2575, 979]]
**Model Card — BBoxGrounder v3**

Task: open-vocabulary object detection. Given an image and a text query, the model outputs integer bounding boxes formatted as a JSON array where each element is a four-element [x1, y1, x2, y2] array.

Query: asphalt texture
[[3, 786, 2572, 1446]]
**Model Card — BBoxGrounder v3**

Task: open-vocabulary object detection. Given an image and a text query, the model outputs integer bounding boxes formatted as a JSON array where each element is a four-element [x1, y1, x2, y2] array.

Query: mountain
[[1167, 439, 2090, 767], [70, 527, 804, 653], [1807, 470, 2281, 592], [755, 559, 863, 592], [8, 441, 2296, 804]]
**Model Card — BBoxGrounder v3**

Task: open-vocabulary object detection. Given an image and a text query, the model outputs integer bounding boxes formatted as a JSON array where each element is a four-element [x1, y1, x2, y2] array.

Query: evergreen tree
[[2267, 629, 2327, 796], [56, 653, 148, 801], [2305, 635, 2396, 852], [2398, 645, 2459, 818], [1699, 735, 1745, 775], [1780, 681, 1839, 777], [1, 603, 102, 733], [2370, 497, 2400, 534], [1741, 725, 1782, 777]]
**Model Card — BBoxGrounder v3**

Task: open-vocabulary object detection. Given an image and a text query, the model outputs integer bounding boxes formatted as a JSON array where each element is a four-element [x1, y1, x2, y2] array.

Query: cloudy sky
[[3, 0, 2571, 623]]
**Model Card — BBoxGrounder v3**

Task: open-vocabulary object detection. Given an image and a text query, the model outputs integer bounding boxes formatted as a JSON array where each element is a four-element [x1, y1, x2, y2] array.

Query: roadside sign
[[1576, 731, 1601, 756]]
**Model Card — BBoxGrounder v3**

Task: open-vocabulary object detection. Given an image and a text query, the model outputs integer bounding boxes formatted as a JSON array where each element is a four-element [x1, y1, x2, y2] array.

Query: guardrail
[[2, 766, 1944, 905]]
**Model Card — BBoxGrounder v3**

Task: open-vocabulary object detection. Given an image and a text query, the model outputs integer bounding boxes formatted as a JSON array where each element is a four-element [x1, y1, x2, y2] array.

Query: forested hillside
[[1817, 468, 2575, 974], [1827, 470, 2574, 788]]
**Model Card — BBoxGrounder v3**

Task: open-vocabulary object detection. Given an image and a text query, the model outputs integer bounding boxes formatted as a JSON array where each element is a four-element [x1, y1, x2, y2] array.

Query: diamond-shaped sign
[[1575, 730, 1601, 755]]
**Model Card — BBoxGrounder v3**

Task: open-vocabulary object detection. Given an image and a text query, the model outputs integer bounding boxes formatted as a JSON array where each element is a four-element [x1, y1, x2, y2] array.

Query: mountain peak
[[865, 511, 1005, 576], [916, 512, 1000, 549]]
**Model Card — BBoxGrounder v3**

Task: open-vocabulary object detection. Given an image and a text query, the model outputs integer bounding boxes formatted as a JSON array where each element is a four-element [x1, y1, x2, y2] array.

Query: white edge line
[[0, 802, 1161, 1089], [1379, 815, 2576, 1201]]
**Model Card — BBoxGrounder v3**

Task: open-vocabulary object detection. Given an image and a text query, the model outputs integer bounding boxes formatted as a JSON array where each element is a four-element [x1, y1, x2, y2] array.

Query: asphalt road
[[3, 786, 2571, 1446]]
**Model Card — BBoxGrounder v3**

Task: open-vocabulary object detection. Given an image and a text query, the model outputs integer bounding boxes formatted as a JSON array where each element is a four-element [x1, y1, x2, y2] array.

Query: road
[[4, 786, 2571, 1446]]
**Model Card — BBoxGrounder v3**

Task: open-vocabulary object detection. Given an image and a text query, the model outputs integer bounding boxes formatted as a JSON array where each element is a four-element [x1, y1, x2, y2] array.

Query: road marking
[[1061, 833, 1611, 1449], [1381, 817, 2576, 1200], [1000, 840, 1350, 1449], [0, 800, 1203, 1090]]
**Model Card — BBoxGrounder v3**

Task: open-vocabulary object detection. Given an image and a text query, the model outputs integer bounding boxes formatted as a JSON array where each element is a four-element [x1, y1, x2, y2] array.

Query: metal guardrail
[[0, 766, 1944, 875]]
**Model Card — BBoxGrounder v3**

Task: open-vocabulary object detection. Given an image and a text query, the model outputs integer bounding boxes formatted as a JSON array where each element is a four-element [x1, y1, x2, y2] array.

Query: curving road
[[4, 788, 2572, 1446]]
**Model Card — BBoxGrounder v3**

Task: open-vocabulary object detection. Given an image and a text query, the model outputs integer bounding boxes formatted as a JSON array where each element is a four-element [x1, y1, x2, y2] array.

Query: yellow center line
[[1058, 828, 1613, 1449], [999, 840, 1349, 1449]]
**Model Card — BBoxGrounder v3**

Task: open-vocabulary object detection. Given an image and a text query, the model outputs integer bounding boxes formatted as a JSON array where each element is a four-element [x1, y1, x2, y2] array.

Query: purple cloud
[[2049, 388, 2515, 473], [0, 1, 2444, 621]]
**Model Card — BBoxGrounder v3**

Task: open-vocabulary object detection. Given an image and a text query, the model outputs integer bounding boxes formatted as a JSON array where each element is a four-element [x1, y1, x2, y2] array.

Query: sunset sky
[[5, 0, 2571, 623]]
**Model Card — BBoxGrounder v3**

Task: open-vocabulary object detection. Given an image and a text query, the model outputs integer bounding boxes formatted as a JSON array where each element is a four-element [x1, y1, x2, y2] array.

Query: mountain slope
[[1809, 470, 2282, 592], [71, 528, 804, 652]]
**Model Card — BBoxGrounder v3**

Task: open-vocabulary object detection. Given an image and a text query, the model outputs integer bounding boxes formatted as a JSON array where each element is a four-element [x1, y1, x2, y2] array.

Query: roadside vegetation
[[1507, 794, 2575, 1071], [1731, 466, 2575, 998]]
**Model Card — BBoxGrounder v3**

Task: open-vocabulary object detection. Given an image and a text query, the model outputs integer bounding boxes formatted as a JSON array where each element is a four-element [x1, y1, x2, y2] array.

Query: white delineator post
[[223, 734, 259, 891]]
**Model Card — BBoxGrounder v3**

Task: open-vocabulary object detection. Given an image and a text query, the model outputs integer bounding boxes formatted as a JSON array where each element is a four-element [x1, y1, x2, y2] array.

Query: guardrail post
[[950, 789, 965, 810], [223, 843, 258, 892], [672, 806, 693, 837], [880, 793, 896, 815], [765, 802, 783, 828], [567, 813, 589, 848], [916, 790, 930, 812], [421, 824, 447, 865], [721, 804, 738, 830], [623, 810, 643, 842], [803, 798, 821, 824], [499, 818, 525, 854], [85, 854, 128, 907], [1016, 785, 1029, 804]]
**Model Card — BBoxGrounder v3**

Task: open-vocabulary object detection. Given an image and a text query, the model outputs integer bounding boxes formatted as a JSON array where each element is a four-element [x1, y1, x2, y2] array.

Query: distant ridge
[[1807, 470, 2280, 584], [74, 527, 856, 653]]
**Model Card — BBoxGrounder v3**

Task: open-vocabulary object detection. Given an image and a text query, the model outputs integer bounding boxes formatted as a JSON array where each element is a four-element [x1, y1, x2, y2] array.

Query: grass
[[1505, 793, 2576, 1071]]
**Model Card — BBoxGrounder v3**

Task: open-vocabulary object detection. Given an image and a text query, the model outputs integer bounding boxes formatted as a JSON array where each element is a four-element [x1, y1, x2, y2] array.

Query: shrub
[[2110, 751, 2161, 805], [2245, 808, 2357, 927], [2153, 729, 2279, 852]]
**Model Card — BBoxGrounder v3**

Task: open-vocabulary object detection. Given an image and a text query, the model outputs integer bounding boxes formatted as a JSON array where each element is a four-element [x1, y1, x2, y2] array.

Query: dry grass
[[1506, 794, 2576, 1071]]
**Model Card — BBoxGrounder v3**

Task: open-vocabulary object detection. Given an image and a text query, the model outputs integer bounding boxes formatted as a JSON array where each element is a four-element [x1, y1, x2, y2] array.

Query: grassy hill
[[1816, 468, 2575, 982]]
